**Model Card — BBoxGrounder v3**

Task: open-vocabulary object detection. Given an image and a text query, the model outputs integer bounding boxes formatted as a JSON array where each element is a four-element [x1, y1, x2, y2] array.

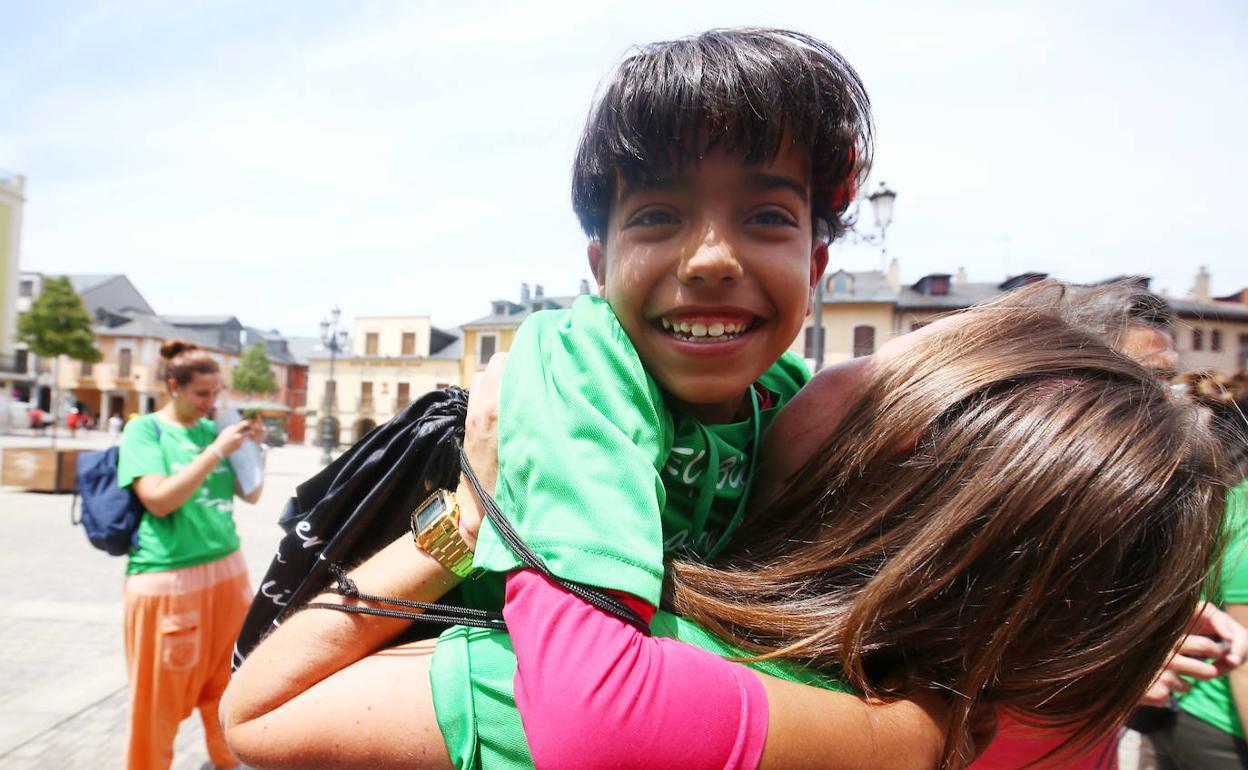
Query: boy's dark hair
[[571, 27, 872, 243]]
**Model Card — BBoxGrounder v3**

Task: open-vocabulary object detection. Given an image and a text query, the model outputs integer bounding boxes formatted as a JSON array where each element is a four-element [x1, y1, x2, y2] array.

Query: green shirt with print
[[1177, 478, 1248, 738], [431, 296, 830, 770], [118, 413, 240, 575]]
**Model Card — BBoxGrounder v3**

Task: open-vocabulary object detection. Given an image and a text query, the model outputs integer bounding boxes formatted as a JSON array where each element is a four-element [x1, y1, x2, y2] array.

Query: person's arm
[[504, 568, 946, 770], [222, 527, 471, 769], [1140, 603, 1248, 706], [124, 418, 253, 517]]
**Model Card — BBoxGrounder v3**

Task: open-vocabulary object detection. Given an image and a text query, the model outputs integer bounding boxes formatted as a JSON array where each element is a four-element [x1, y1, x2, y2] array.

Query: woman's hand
[[211, 420, 253, 458], [457, 353, 506, 546], [1139, 603, 1248, 707]]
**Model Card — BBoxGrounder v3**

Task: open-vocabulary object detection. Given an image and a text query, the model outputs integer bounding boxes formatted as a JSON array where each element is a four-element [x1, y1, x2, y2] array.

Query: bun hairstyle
[[671, 281, 1227, 767], [160, 339, 219, 388]]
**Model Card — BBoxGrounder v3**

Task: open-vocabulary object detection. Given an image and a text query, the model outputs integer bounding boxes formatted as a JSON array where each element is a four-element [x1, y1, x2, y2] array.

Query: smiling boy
[[423, 28, 872, 770]]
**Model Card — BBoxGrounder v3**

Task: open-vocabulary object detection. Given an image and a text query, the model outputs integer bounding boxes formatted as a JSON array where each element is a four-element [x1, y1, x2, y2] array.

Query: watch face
[[415, 492, 449, 529]]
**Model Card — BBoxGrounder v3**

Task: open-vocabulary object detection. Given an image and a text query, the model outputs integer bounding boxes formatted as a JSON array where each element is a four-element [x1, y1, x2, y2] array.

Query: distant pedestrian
[[108, 413, 123, 439], [117, 339, 265, 770], [67, 408, 80, 436]]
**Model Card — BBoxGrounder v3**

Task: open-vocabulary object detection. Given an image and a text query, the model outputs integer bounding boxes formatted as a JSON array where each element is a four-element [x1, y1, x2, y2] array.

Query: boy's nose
[[677, 229, 744, 285]]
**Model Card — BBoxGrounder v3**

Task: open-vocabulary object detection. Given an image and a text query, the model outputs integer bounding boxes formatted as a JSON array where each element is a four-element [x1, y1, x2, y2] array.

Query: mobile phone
[[242, 408, 260, 421]]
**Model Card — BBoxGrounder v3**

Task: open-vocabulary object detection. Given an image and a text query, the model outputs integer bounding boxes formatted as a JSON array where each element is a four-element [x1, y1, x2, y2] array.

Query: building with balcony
[[306, 315, 461, 446]]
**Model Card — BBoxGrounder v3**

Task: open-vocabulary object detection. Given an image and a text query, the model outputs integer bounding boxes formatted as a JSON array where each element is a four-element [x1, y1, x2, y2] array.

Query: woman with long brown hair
[[225, 283, 1230, 769], [118, 340, 265, 770]]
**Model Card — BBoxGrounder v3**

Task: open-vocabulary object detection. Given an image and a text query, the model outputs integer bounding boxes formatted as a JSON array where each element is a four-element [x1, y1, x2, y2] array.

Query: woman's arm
[[222, 529, 468, 769], [132, 420, 252, 517], [504, 568, 946, 770]]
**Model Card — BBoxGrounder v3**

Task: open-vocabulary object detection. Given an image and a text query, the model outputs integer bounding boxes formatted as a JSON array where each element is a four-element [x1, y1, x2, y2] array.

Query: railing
[[0, 353, 23, 374]]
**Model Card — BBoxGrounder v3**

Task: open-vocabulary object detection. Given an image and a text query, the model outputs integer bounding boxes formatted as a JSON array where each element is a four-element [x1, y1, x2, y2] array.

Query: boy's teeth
[[691, 323, 707, 337], [708, 322, 724, 336]]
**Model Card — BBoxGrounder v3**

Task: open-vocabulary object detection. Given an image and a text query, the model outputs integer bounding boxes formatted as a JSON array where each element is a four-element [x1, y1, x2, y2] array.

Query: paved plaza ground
[[0, 431, 321, 770]]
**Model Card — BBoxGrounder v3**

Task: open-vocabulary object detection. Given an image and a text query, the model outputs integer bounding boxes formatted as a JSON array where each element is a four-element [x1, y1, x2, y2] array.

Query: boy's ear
[[808, 241, 830, 314], [587, 240, 607, 296]]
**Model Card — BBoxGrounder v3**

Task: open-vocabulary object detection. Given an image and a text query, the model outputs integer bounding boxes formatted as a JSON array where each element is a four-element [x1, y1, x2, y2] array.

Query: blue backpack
[[72, 421, 160, 556]]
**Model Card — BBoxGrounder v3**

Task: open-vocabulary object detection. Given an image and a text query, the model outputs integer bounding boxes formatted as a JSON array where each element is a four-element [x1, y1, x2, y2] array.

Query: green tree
[[16, 276, 102, 445], [232, 341, 279, 395]]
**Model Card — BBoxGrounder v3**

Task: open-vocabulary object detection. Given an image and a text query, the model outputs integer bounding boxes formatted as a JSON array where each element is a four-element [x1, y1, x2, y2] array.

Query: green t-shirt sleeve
[[117, 416, 166, 489], [1221, 480, 1248, 605], [472, 296, 672, 605]]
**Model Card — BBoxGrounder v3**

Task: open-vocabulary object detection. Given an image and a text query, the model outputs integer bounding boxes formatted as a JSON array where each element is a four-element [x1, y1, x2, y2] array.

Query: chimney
[[955, 266, 968, 287], [579, 279, 590, 295], [534, 284, 544, 300], [520, 283, 531, 304], [1190, 266, 1212, 303], [886, 258, 901, 293]]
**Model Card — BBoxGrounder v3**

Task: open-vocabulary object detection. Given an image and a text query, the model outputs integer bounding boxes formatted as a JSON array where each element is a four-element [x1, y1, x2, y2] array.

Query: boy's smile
[[589, 146, 828, 424]]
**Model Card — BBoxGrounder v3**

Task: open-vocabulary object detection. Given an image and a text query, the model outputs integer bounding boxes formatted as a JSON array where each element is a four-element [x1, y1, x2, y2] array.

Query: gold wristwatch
[[410, 489, 477, 578]]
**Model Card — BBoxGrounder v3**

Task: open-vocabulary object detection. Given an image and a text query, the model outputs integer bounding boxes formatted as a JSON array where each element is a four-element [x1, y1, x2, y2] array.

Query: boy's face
[[589, 146, 828, 423]]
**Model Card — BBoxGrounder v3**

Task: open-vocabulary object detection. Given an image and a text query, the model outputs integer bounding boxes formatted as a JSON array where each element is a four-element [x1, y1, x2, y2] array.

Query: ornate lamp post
[[318, 306, 348, 465], [812, 181, 898, 371]]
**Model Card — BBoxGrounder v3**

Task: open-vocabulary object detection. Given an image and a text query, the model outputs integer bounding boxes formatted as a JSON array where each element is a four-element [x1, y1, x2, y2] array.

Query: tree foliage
[[17, 276, 101, 362], [233, 341, 279, 395]]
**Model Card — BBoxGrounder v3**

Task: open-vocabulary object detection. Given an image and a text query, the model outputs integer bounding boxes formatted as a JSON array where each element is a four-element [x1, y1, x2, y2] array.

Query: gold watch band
[[411, 490, 478, 578]]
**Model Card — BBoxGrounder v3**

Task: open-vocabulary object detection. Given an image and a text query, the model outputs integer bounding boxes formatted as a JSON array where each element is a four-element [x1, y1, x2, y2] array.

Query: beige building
[[0, 171, 26, 403], [307, 315, 461, 445], [797, 260, 1248, 375], [458, 283, 588, 385]]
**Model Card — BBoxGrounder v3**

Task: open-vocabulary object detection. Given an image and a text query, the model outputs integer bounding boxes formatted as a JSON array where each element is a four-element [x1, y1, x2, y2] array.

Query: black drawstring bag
[[233, 386, 646, 670]]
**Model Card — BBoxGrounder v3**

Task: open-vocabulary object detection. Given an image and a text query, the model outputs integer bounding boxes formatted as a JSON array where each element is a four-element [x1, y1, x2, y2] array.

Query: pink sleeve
[[503, 569, 769, 770]]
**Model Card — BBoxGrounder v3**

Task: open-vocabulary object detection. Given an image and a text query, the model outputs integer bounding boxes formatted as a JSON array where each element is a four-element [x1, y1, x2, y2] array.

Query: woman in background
[[118, 339, 264, 770]]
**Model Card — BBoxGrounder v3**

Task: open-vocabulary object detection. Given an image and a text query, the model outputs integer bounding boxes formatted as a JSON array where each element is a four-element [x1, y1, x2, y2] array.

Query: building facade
[[798, 261, 1248, 375], [306, 315, 460, 446]]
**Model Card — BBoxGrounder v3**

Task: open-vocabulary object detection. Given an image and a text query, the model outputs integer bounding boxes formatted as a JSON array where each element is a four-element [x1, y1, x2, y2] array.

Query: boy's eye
[[626, 208, 680, 228], [747, 209, 799, 227]]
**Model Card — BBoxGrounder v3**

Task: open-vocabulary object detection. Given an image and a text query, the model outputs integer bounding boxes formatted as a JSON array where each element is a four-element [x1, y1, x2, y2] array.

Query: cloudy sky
[[3, 0, 1245, 337]]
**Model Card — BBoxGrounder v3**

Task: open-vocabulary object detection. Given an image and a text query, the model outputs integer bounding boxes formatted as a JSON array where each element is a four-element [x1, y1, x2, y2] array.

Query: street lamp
[[812, 181, 898, 372], [319, 306, 348, 465]]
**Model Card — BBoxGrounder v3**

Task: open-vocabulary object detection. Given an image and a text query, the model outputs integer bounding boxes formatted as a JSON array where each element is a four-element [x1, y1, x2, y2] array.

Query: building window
[[14, 349, 28, 372], [365, 332, 379, 356], [360, 381, 373, 409], [81, 360, 93, 377], [1192, 329, 1204, 351], [1239, 334, 1248, 368], [1211, 329, 1223, 352], [119, 349, 132, 378], [803, 326, 825, 359], [830, 272, 853, 295], [852, 326, 875, 358], [436, 382, 451, 390], [401, 332, 416, 356], [396, 382, 411, 408], [478, 334, 497, 366], [18, 280, 34, 298]]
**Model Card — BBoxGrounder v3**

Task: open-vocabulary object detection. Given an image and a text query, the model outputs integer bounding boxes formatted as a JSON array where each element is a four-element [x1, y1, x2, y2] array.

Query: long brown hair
[[670, 283, 1227, 767]]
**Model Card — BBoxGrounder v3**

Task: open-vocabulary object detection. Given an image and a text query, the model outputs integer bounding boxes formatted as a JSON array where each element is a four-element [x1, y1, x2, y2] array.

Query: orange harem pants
[[123, 550, 251, 770]]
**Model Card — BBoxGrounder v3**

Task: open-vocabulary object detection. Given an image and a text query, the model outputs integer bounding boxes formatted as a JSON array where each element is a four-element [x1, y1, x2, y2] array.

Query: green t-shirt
[[433, 296, 820, 769], [1177, 478, 1248, 738], [470, 295, 808, 606], [117, 413, 240, 574]]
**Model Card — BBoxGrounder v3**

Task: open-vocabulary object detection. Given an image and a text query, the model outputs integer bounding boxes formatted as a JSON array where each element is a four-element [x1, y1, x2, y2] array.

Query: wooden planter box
[[1, 447, 82, 493]]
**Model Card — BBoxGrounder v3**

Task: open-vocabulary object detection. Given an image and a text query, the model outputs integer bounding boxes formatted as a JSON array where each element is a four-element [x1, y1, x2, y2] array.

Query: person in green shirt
[[118, 339, 265, 770], [1154, 378, 1248, 770]]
